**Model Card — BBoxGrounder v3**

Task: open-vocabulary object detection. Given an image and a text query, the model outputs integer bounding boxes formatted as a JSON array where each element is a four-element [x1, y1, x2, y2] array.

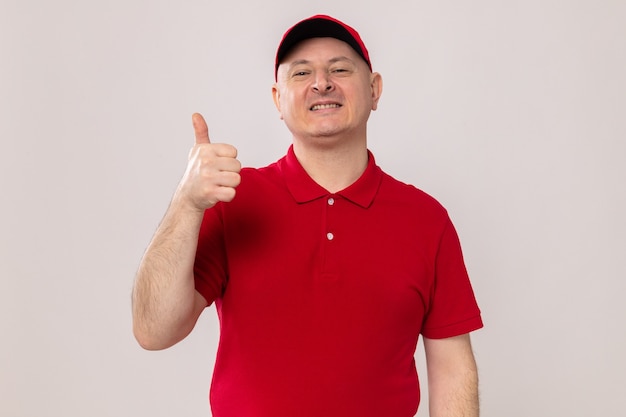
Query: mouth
[[310, 103, 342, 111]]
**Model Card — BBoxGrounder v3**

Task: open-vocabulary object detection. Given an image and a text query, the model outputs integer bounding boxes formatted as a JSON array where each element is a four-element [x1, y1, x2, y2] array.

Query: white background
[[2, 1, 625, 416]]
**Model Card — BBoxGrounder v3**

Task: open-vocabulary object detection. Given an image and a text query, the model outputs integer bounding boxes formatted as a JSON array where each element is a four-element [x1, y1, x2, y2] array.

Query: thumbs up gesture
[[177, 113, 242, 211]]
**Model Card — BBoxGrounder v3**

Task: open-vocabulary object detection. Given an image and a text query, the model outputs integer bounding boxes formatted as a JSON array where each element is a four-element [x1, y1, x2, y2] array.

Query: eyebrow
[[287, 56, 356, 69]]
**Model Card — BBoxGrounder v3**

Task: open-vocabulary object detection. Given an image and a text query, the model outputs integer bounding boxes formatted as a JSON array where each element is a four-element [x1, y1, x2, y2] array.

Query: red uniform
[[194, 146, 483, 417]]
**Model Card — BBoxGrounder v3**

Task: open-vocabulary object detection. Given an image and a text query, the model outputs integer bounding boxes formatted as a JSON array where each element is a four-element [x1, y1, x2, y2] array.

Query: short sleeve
[[421, 218, 483, 339]]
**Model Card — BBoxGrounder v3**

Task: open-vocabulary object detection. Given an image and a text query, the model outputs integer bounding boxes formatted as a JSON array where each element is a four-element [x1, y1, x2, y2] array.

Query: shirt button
[[327, 232, 334, 241], [328, 197, 335, 206]]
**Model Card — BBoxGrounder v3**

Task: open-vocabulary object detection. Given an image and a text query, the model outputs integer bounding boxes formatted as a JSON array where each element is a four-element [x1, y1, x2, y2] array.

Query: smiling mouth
[[310, 103, 341, 111]]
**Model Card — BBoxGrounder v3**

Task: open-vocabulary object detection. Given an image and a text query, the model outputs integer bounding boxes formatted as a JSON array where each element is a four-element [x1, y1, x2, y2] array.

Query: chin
[[310, 122, 348, 137]]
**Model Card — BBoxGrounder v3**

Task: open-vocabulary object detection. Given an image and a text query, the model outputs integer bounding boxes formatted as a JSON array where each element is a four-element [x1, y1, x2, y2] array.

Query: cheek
[[282, 92, 307, 116], [278, 96, 299, 124], [345, 94, 370, 116], [357, 88, 375, 112]]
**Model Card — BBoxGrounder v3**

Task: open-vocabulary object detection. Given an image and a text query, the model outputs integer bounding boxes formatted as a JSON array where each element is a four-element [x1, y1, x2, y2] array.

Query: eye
[[330, 67, 352, 76], [291, 69, 311, 78]]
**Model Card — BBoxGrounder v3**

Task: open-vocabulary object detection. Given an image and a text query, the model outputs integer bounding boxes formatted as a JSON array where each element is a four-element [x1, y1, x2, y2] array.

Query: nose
[[312, 72, 334, 93]]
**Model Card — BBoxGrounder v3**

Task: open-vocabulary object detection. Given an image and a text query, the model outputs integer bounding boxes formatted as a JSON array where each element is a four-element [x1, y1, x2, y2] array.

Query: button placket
[[326, 196, 335, 241], [321, 194, 340, 278]]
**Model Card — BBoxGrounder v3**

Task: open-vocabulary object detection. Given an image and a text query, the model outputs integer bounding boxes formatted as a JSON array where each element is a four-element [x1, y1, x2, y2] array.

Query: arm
[[132, 113, 241, 350], [131, 198, 208, 350], [423, 333, 480, 417]]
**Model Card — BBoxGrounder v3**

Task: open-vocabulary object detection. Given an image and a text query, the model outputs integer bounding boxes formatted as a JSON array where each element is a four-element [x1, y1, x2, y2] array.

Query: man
[[132, 15, 483, 417]]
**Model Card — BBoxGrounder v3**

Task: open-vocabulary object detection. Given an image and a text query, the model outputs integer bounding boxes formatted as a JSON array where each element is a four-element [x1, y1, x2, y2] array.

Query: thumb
[[191, 113, 210, 144]]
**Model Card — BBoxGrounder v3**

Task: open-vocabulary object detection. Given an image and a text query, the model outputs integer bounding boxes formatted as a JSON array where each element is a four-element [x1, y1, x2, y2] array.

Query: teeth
[[311, 104, 340, 111]]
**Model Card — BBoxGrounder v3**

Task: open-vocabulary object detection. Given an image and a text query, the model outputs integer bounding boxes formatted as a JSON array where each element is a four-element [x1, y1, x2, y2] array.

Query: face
[[272, 37, 382, 143]]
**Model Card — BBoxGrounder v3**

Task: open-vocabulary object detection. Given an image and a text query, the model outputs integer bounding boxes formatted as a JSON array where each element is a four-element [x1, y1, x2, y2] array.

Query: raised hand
[[177, 113, 242, 211]]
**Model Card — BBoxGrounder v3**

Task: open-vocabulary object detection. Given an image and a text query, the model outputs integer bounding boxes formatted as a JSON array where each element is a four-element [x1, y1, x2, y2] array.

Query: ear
[[271, 83, 284, 120], [370, 72, 383, 111]]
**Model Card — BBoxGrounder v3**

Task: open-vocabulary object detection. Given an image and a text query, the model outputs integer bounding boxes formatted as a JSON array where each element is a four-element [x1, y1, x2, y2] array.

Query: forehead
[[280, 37, 360, 65]]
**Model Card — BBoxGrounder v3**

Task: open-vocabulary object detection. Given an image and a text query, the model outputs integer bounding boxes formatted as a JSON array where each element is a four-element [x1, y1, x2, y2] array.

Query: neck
[[292, 135, 368, 193]]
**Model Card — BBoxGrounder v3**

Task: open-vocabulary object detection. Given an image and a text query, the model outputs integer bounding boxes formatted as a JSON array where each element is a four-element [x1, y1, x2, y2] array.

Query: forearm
[[132, 197, 205, 350], [132, 113, 240, 349]]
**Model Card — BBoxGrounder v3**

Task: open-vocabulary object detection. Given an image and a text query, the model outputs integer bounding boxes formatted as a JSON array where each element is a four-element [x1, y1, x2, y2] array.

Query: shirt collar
[[279, 145, 383, 208]]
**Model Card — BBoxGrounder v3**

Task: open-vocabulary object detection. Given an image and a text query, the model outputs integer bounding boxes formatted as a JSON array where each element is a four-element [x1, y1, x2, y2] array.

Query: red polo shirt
[[194, 146, 482, 417]]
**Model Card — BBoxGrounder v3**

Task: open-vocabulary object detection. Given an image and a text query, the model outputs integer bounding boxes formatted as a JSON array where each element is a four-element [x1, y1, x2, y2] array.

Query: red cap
[[275, 15, 372, 80]]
